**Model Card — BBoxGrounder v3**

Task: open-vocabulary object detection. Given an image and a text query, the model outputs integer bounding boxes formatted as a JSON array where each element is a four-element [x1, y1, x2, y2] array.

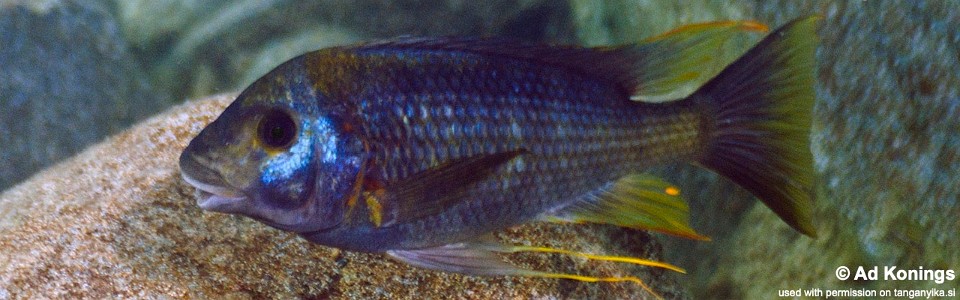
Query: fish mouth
[[179, 153, 249, 212], [181, 171, 248, 212]]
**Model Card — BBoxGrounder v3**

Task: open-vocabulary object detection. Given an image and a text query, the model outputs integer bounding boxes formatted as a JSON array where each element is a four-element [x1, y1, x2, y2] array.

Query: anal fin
[[543, 174, 709, 240]]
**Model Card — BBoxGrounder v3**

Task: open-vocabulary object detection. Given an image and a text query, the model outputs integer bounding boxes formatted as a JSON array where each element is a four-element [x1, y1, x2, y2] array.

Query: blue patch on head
[[261, 117, 338, 185], [315, 118, 339, 163]]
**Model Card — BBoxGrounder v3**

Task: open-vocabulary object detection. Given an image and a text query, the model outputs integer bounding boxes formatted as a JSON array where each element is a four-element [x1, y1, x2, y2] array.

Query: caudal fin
[[691, 17, 819, 236]]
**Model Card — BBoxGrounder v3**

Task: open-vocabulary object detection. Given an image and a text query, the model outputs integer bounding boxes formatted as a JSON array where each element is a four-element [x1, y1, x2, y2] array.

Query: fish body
[[180, 17, 818, 295], [304, 43, 705, 251]]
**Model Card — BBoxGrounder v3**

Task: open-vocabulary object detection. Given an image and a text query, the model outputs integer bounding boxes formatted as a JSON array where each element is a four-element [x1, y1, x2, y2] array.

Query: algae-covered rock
[[0, 94, 682, 299], [0, 0, 168, 191], [237, 26, 361, 88], [572, 1, 960, 298], [709, 1, 960, 297], [118, 0, 575, 102]]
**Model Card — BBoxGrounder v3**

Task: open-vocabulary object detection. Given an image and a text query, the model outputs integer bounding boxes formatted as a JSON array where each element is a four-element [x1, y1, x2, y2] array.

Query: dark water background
[[1, 0, 957, 298]]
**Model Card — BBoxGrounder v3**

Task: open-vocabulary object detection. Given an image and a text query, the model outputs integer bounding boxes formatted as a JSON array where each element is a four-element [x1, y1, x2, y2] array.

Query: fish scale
[[344, 50, 703, 248]]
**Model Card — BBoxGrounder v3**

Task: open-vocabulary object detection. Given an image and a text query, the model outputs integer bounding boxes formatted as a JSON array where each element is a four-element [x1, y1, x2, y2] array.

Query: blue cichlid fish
[[180, 17, 818, 297]]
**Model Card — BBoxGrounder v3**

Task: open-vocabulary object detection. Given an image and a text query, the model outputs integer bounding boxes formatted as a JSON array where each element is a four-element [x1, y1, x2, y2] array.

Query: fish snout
[[179, 153, 248, 212]]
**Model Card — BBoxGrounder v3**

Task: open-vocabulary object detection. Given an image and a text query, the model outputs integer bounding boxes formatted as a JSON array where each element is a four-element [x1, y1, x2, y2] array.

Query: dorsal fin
[[353, 37, 639, 94], [351, 20, 766, 102], [630, 20, 768, 102]]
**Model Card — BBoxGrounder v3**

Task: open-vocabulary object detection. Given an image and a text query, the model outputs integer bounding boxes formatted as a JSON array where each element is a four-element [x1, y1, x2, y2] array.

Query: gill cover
[[181, 56, 365, 233]]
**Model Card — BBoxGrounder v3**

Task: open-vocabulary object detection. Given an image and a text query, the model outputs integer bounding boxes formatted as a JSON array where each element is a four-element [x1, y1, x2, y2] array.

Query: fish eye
[[257, 109, 297, 149]]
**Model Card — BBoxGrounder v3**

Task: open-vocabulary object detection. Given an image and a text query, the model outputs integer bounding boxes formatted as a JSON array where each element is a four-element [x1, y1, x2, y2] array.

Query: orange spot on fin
[[665, 186, 680, 196]]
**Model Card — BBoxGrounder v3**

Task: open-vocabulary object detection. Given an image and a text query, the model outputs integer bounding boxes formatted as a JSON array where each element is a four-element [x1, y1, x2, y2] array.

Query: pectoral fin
[[374, 149, 526, 226], [543, 174, 709, 240], [387, 241, 679, 299]]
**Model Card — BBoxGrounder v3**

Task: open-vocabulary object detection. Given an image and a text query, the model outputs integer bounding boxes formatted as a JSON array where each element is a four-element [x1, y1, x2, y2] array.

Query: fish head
[[179, 58, 363, 233]]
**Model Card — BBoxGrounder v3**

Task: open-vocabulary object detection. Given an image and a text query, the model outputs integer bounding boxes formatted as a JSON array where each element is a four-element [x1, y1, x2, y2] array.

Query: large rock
[[573, 1, 960, 298], [0, 0, 168, 191], [0, 94, 683, 299]]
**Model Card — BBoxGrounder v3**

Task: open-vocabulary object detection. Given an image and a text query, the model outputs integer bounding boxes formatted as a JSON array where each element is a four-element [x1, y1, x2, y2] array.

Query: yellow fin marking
[[532, 272, 662, 300], [507, 245, 686, 274], [364, 190, 385, 227], [343, 140, 370, 222], [344, 173, 363, 216], [737, 20, 770, 32], [644, 20, 769, 43]]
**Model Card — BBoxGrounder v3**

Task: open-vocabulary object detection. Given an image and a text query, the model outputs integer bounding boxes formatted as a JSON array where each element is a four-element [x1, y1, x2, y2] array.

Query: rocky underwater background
[[1, 0, 958, 298]]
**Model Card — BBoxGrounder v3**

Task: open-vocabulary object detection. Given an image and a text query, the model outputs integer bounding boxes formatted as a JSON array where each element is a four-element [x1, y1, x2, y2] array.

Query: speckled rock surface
[[0, 94, 683, 299], [0, 0, 168, 191], [573, 1, 960, 298]]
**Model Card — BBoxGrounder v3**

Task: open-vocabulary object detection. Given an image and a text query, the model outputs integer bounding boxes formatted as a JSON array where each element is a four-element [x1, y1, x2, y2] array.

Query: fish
[[180, 17, 818, 298]]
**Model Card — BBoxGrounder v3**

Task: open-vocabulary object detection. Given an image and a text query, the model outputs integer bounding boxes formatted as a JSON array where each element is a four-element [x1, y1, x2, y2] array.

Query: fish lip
[[181, 171, 248, 211]]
